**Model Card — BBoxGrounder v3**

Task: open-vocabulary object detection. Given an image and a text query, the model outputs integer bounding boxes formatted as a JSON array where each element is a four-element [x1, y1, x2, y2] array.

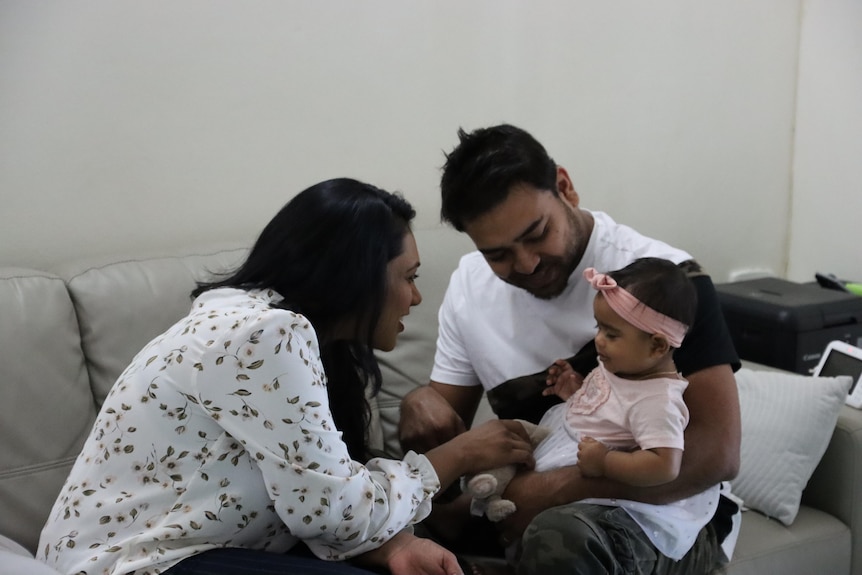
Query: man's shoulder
[[450, 250, 501, 289], [590, 210, 692, 264], [455, 249, 486, 269], [441, 251, 499, 316]]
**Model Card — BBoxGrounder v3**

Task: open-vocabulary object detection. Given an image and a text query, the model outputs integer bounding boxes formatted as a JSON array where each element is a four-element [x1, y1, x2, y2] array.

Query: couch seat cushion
[[727, 506, 850, 575]]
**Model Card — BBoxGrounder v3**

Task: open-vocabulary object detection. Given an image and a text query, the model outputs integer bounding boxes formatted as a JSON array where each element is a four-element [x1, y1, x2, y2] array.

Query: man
[[399, 124, 742, 574]]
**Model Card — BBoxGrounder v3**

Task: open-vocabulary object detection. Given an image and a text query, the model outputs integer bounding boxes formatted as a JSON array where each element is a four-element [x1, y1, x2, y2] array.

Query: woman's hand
[[424, 419, 534, 491], [454, 419, 535, 474], [360, 530, 463, 575]]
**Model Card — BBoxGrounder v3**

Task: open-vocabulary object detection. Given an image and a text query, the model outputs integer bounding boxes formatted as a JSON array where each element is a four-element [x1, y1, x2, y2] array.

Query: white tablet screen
[[819, 348, 862, 394]]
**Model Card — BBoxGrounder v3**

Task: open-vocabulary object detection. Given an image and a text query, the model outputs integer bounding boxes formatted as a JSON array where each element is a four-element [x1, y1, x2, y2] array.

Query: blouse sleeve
[[191, 308, 439, 560]]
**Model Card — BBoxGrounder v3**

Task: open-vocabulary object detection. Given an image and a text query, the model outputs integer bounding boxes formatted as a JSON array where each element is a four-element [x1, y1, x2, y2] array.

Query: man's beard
[[505, 255, 576, 299], [503, 207, 582, 299]]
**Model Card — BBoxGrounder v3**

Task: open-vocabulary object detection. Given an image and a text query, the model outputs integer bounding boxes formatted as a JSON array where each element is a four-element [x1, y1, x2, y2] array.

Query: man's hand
[[399, 382, 483, 454], [398, 386, 465, 453]]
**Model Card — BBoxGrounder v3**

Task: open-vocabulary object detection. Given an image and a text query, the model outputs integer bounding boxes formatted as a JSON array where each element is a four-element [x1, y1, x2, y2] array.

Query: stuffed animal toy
[[461, 419, 551, 522]]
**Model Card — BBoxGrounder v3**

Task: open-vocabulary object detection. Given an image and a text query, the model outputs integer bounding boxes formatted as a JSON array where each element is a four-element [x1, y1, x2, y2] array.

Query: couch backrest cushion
[[61, 246, 248, 404], [0, 268, 95, 553]]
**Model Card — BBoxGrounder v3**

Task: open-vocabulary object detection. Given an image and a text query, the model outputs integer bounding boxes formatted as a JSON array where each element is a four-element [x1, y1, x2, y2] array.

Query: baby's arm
[[577, 438, 683, 487], [544, 359, 584, 400]]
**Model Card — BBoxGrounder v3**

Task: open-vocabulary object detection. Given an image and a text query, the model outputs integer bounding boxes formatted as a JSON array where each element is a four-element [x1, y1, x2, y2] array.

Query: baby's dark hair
[[609, 257, 697, 328]]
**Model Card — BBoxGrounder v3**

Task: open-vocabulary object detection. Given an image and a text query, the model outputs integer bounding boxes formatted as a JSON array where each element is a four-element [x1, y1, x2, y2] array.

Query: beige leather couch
[[2, 228, 860, 574]]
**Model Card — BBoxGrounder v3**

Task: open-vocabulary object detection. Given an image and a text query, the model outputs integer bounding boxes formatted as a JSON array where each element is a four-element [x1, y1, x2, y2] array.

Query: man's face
[[462, 174, 593, 299]]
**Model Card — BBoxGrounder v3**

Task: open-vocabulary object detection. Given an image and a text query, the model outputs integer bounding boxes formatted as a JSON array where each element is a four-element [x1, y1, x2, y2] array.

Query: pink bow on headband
[[584, 267, 688, 348]]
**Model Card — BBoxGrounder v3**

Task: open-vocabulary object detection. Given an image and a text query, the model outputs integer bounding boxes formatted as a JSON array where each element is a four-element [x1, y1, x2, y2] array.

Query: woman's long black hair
[[193, 178, 416, 461]]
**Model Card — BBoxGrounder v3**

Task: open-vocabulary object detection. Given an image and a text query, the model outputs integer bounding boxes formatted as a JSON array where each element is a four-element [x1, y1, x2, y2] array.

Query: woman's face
[[373, 232, 422, 351]]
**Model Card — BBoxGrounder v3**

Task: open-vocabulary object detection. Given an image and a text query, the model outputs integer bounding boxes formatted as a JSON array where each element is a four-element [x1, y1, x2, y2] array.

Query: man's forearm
[[398, 384, 472, 454], [506, 458, 714, 520]]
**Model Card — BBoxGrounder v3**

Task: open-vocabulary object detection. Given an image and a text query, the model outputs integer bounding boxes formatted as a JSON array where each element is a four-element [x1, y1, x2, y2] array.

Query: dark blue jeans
[[163, 547, 381, 575]]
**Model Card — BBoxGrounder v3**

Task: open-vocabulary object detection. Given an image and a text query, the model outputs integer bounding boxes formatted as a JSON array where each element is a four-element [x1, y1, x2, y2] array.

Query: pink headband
[[584, 267, 688, 348]]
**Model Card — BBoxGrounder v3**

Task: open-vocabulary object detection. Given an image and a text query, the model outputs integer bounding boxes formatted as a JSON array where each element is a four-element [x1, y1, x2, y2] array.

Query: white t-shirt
[[431, 210, 691, 390]]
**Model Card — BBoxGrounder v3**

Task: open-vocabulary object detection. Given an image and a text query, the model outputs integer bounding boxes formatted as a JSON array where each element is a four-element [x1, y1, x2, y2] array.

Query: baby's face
[[592, 293, 660, 378]]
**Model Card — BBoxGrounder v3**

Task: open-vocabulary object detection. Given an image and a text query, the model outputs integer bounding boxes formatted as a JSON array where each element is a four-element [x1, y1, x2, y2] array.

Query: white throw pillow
[[731, 367, 851, 525]]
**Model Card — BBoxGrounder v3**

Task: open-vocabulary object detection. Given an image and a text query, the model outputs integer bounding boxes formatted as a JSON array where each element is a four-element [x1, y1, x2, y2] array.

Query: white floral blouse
[[38, 288, 439, 575]]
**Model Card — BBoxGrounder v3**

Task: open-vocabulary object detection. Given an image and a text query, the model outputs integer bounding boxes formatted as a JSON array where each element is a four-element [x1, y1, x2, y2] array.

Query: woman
[[38, 179, 533, 575]]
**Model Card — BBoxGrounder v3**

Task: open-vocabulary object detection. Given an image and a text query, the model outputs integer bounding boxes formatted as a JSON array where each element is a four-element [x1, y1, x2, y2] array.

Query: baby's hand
[[544, 359, 583, 400], [577, 437, 609, 477]]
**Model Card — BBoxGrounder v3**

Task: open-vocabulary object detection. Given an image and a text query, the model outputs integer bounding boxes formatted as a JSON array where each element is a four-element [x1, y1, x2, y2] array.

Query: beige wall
[[788, 0, 862, 282], [0, 1, 858, 284]]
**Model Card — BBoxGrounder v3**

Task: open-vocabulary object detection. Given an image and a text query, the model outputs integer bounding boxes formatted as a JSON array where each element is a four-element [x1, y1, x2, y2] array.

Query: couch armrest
[[802, 405, 862, 573], [0, 534, 62, 575]]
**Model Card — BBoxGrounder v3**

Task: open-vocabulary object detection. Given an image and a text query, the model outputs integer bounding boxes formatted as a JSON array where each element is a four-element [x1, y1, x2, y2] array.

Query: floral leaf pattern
[[39, 288, 439, 575]]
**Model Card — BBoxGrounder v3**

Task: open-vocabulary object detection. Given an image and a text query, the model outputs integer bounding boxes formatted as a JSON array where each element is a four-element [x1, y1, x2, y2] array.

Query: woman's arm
[[194, 311, 442, 560], [197, 309, 535, 561], [423, 418, 534, 490]]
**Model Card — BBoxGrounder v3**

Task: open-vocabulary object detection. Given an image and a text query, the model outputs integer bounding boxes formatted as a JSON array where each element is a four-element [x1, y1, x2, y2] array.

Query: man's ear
[[556, 166, 579, 207], [650, 334, 671, 357]]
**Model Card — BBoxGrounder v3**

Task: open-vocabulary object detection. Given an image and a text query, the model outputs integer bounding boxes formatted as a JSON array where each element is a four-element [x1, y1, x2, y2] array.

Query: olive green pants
[[517, 503, 727, 575]]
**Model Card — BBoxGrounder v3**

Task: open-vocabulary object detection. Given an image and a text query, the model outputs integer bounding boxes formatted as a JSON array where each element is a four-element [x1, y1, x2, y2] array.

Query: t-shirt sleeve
[[430, 269, 482, 387], [627, 383, 690, 451], [675, 271, 741, 377], [193, 310, 439, 560]]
